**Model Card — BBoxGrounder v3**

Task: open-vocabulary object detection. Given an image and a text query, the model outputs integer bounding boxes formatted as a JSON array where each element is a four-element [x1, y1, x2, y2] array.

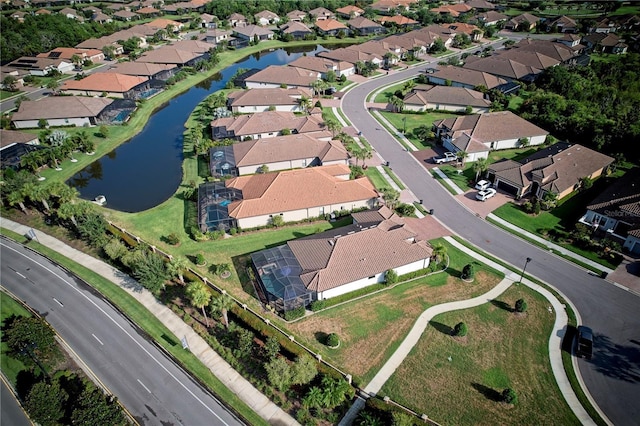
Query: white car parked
[[475, 180, 491, 190], [476, 188, 497, 201]]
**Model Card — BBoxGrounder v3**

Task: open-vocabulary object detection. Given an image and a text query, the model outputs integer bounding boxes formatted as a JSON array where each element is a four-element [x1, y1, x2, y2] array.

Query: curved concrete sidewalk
[[356, 236, 596, 425], [1, 218, 299, 426]]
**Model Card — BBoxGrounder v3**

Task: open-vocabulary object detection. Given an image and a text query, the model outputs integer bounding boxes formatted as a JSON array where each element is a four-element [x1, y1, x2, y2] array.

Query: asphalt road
[[342, 61, 640, 426], [1, 379, 31, 426], [0, 238, 244, 426]]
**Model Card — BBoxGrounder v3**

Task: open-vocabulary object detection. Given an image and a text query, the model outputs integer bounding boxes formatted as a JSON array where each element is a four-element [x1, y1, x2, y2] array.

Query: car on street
[[475, 180, 491, 190], [475, 188, 496, 201], [576, 325, 594, 360], [432, 152, 457, 164]]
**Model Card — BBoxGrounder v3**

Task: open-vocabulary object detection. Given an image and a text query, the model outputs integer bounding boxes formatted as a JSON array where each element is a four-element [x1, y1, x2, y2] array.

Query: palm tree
[[432, 244, 447, 264], [186, 281, 212, 327], [389, 95, 404, 113], [297, 95, 312, 114], [167, 256, 189, 284], [361, 146, 373, 168], [20, 150, 45, 180], [311, 79, 328, 96], [29, 182, 52, 213], [209, 292, 234, 329], [473, 157, 488, 180], [324, 118, 342, 137], [402, 79, 416, 94], [456, 150, 468, 167], [7, 190, 28, 214], [382, 187, 400, 210], [302, 386, 323, 409]]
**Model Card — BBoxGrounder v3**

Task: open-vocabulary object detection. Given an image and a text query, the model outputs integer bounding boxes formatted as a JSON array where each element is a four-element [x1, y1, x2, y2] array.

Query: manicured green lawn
[[373, 82, 405, 103], [365, 167, 390, 190], [0, 90, 20, 100], [439, 164, 475, 191], [0, 291, 32, 385], [380, 284, 580, 425], [379, 110, 458, 149]]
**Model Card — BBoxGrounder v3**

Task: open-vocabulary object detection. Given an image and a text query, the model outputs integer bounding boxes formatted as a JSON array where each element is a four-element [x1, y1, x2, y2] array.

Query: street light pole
[[519, 257, 532, 283]]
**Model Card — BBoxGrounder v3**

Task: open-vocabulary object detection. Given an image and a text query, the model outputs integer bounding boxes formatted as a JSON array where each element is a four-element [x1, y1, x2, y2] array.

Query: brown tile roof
[[336, 5, 364, 16], [586, 172, 640, 221], [404, 85, 490, 108], [445, 22, 481, 35], [348, 40, 405, 57], [281, 22, 313, 35], [288, 56, 340, 74], [378, 15, 418, 26], [226, 165, 377, 220], [232, 133, 348, 167], [463, 55, 543, 80], [145, 18, 182, 29], [429, 65, 507, 89], [289, 214, 432, 292], [11, 96, 113, 121], [316, 18, 348, 32], [137, 6, 161, 15], [435, 111, 548, 144], [351, 205, 394, 226], [476, 11, 508, 23], [466, 0, 495, 9], [169, 40, 213, 54], [106, 61, 176, 77], [244, 65, 319, 87], [287, 10, 306, 20], [254, 10, 278, 20], [0, 129, 39, 148], [510, 39, 577, 62], [309, 7, 334, 19], [61, 72, 147, 92], [211, 111, 325, 138], [509, 13, 540, 26], [348, 16, 384, 30], [137, 46, 202, 65], [317, 48, 382, 65], [36, 47, 103, 61], [228, 87, 311, 107], [113, 10, 139, 19], [233, 25, 274, 38], [430, 3, 472, 17]]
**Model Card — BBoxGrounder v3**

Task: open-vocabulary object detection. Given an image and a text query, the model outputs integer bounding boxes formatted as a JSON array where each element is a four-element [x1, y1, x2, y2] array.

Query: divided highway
[[342, 66, 640, 426], [0, 237, 244, 426]]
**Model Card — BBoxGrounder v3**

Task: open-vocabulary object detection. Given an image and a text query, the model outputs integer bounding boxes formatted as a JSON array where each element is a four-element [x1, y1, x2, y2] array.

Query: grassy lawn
[[439, 164, 476, 191], [380, 284, 580, 426], [0, 229, 269, 426], [286, 239, 505, 387], [372, 82, 405, 103], [379, 110, 458, 150], [0, 90, 20, 100], [364, 166, 390, 190], [382, 165, 405, 190], [0, 291, 32, 385]]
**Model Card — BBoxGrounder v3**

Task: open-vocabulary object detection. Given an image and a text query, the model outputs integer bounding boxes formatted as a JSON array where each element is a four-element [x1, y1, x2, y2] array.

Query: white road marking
[[2, 242, 232, 425], [137, 379, 151, 394], [15, 271, 26, 279], [52, 297, 64, 307], [92, 334, 104, 346]]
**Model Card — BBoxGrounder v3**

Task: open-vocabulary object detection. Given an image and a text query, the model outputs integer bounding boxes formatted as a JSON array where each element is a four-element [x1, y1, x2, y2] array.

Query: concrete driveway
[[456, 188, 512, 218]]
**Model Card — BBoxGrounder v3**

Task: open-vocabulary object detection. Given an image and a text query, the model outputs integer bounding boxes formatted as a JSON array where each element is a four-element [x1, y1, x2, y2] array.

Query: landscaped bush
[[502, 388, 518, 404], [385, 269, 398, 284], [395, 203, 415, 216], [310, 300, 327, 311], [461, 264, 474, 280], [515, 298, 527, 313], [326, 333, 340, 348], [166, 232, 180, 245], [284, 306, 305, 321], [453, 322, 468, 337], [195, 253, 205, 265]]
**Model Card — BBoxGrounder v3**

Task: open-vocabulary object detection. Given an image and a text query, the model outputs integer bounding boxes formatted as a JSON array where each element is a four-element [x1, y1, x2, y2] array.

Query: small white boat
[[94, 195, 107, 206]]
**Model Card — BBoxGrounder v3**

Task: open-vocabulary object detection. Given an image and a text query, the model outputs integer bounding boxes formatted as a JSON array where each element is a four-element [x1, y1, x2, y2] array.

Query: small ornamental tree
[[502, 388, 517, 404], [195, 253, 206, 265], [453, 322, 468, 337], [385, 269, 398, 284], [515, 298, 528, 313], [461, 264, 474, 280], [326, 333, 340, 348], [270, 215, 284, 227]]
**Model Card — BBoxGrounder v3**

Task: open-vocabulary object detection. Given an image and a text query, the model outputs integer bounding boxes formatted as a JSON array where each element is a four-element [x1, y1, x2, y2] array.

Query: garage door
[[496, 180, 519, 196], [631, 240, 640, 255]]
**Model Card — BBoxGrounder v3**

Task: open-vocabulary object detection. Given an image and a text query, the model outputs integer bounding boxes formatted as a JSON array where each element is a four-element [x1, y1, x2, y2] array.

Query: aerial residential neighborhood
[[1, 1, 639, 426]]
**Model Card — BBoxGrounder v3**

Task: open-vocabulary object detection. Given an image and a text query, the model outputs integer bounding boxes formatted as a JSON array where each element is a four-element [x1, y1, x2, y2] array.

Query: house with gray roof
[[504, 13, 540, 31], [579, 172, 640, 255], [254, 10, 279, 26], [232, 25, 274, 46], [309, 7, 335, 21], [286, 9, 307, 22], [426, 65, 508, 90], [0, 129, 40, 169], [433, 111, 549, 162], [251, 206, 432, 312], [280, 21, 314, 40], [106, 61, 177, 81], [347, 16, 385, 35], [227, 87, 312, 113], [209, 132, 346, 177], [137, 45, 207, 66], [488, 143, 613, 200], [243, 65, 319, 89], [210, 110, 325, 140], [288, 56, 355, 78], [11, 96, 114, 129], [403, 85, 491, 113]]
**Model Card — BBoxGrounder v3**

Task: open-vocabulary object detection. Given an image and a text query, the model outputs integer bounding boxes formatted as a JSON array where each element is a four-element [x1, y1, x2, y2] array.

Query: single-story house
[[254, 10, 279, 26], [113, 10, 139, 21], [37, 47, 105, 64], [251, 206, 432, 311], [488, 143, 613, 199], [347, 16, 386, 36], [288, 56, 354, 78], [91, 12, 113, 24], [370, 0, 416, 15], [280, 22, 314, 40], [144, 18, 183, 32], [227, 87, 312, 113], [0, 129, 41, 169], [348, 40, 405, 66], [228, 13, 247, 27], [474, 11, 508, 26], [430, 3, 472, 17], [336, 5, 364, 19], [463, 53, 545, 82], [106, 61, 177, 81], [11, 96, 114, 129], [59, 7, 84, 21], [466, 0, 495, 10], [286, 10, 307, 22], [60, 72, 150, 99], [433, 111, 549, 162], [199, 13, 217, 29], [7, 57, 74, 76], [202, 29, 231, 44], [426, 65, 508, 90], [198, 164, 378, 231], [315, 19, 349, 36], [135, 6, 162, 17], [404, 85, 491, 113], [210, 110, 325, 140], [504, 13, 540, 31], [233, 25, 275, 43], [579, 172, 640, 255], [317, 48, 384, 68], [243, 65, 319, 89], [582, 33, 628, 54], [378, 15, 419, 29], [208, 132, 346, 177], [136, 46, 207, 67], [309, 7, 335, 21], [549, 15, 578, 33]]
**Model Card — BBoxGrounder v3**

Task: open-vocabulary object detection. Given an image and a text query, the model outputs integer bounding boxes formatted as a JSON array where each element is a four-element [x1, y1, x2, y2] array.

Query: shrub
[[395, 203, 415, 216], [326, 333, 340, 347], [461, 264, 474, 280], [533, 199, 541, 215], [195, 253, 205, 265], [522, 201, 533, 213], [515, 298, 527, 313], [310, 300, 326, 311], [385, 269, 398, 284], [453, 322, 467, 337], [284, 306, 305, 321], [166, 233, 180, 245], [502, 388, 517, 404]]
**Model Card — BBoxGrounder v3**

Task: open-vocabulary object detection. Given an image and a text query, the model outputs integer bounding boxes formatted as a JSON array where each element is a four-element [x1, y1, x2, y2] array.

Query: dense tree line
[[0, 14, 118, 63], [519, 54, 640, 159], [204, 0, 372, 22]]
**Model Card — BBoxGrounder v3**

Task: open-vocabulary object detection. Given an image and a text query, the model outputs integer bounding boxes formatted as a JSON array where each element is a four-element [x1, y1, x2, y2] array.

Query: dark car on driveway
[[576, 325, 593, 360]]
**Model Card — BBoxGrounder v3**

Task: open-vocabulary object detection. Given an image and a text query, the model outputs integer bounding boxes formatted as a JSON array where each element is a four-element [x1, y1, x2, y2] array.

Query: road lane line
[[2, 242, 232, 425], [52, 297, 64, 307], [92, 334, 104, 346], [15, 271, 26, 279], [137, 379, 151, 394]]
